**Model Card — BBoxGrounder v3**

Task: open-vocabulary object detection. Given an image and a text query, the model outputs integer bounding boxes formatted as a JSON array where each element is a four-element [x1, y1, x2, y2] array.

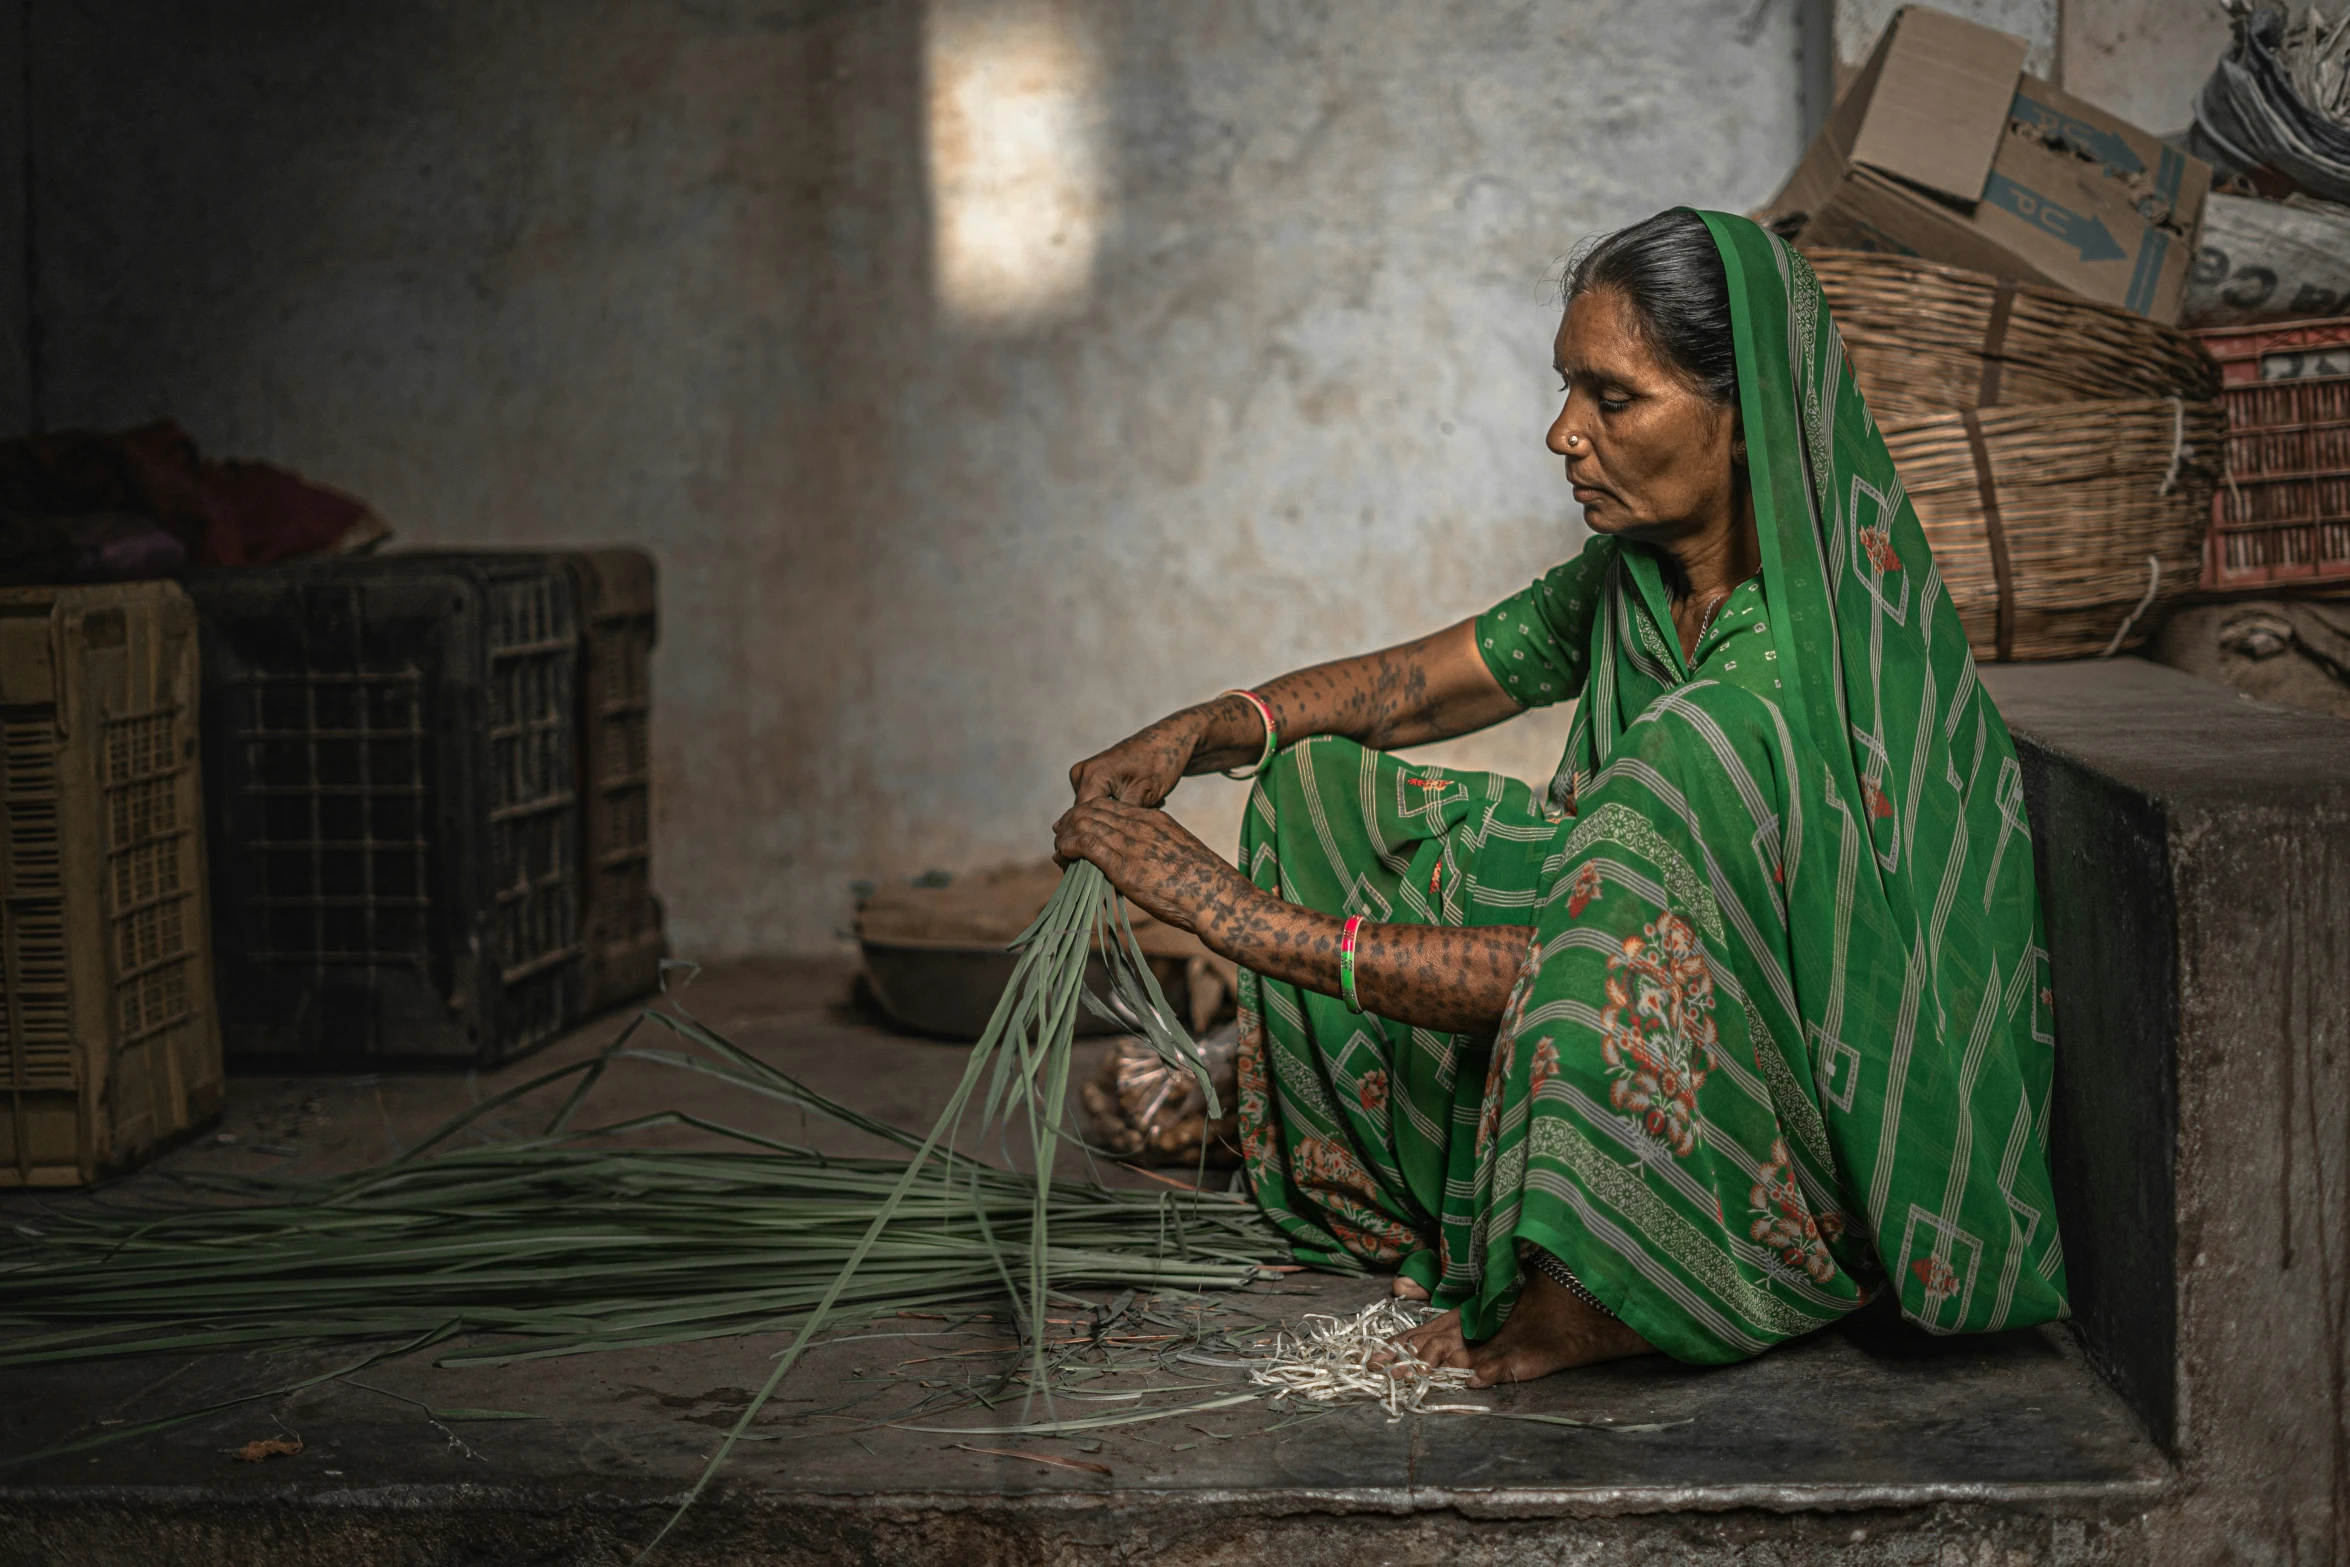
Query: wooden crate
[[0, 581, 222, 1185]]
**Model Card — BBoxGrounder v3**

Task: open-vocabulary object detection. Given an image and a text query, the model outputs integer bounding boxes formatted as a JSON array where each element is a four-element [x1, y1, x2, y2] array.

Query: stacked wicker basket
[[1809, 251, 2226, 661]]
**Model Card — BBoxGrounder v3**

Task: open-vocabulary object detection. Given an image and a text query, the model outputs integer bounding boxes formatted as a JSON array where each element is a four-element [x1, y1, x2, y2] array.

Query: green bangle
[[1339, 915, 1365, 1013]]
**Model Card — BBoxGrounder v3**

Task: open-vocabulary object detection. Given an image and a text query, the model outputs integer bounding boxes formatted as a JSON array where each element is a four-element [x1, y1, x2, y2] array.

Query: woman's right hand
[[1067, 709, 1210, 807]]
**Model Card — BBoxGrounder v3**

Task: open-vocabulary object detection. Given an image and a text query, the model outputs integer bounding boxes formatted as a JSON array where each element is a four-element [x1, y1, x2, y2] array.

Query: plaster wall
[[0, 3, 25, 438], [3, 0, 2238, 956], [1835, 0, 2059, 78], [2059, 0, 2230, 133], [22, 0, 1804, 955], [1830, 0, 2228, 134]]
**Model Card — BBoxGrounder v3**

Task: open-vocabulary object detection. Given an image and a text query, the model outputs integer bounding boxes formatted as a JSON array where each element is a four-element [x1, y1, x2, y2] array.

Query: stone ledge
[[1986, 657, 2350, 1564], [0, 1498, 2158, 1567]]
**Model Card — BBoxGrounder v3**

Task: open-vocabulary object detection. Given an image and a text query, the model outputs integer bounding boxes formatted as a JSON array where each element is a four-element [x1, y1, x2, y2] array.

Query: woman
[[1053, 209, 2066, 1384]]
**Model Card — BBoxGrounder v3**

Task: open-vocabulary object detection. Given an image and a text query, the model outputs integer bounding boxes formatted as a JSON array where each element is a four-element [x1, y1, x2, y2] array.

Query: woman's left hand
[[1051, 797, 1253, 936]]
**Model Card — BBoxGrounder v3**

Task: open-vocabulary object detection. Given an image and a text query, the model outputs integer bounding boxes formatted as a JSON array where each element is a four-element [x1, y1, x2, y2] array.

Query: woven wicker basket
[[1882, 397, 2227, 662], [1808, 250, 2219, 424]]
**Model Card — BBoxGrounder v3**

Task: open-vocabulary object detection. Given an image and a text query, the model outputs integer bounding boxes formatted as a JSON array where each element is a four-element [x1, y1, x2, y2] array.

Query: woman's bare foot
[[1391, 1275, 1431, 1301], [1394, 1269, 1652, 1386]]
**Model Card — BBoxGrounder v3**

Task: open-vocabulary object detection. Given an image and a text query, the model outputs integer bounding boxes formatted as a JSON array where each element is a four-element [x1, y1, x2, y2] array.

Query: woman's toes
[[1427, 1333, 1474, 1370], [1390, 1276, 1431, 1301], [1397, 1311, 1470, 1369], [1399, 1307, 1457, 1341]]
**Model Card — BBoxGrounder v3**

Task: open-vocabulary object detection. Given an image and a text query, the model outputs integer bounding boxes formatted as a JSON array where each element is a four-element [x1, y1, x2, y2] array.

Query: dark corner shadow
[[1831, 1290, 2065, 1363]]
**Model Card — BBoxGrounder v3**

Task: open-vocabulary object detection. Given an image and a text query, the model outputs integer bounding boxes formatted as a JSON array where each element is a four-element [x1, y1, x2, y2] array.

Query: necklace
[[1682, 589, 1731, 654], [1695, 592, 1730, 644]]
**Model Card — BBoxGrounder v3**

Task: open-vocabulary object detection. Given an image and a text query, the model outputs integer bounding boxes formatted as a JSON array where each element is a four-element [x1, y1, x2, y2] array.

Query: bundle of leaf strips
[[1243, 1298, 1480, 1418], [0, 864, 1294, 1553]]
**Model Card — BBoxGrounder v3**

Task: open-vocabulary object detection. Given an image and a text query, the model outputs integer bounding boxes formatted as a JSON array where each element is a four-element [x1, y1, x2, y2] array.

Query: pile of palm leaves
[[0, 1065, 1281, 1370], [0, 864, 1309, 1554]]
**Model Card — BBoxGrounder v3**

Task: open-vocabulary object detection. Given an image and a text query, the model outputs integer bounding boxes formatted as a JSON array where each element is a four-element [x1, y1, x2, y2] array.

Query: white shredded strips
[[1241, 1298, 1489, 1420]]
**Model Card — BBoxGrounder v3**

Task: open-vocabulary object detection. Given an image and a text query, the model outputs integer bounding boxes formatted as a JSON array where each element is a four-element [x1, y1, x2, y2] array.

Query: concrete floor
[[2, 959, 2171, 1565]]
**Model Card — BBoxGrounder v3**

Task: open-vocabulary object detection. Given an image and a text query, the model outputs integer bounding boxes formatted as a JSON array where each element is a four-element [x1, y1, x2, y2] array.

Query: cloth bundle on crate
[[1807, 250, 2227, 659], [2155, 598, 2350, 720], [0, 421, 388, 584], [2191, 1, 2350, 208]]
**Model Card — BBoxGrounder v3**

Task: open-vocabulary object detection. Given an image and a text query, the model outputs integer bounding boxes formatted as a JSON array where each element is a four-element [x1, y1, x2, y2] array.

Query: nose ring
[[1565, 434, 1583, 450]]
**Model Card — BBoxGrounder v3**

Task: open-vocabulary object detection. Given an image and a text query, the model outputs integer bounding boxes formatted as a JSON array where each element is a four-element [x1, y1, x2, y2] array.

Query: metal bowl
[[857, 938, 1122, 1041]]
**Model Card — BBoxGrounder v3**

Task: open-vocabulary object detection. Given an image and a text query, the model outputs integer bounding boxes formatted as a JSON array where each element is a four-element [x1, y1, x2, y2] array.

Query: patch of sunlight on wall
[[925, 2, 1107, 330]]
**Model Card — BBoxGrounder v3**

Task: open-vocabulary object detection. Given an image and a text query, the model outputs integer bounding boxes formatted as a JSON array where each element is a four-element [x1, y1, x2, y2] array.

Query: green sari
[[1233, 211, 2067, 1362]]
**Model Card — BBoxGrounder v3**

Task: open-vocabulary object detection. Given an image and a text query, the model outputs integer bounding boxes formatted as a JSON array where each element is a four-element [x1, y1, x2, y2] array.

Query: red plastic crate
[[2196, 318, 2350, 594]]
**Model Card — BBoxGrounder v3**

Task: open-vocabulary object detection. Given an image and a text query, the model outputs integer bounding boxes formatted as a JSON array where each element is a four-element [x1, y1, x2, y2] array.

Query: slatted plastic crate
[[389, 548, 664, 1017], [569, 548, 664, 1013], [0, 581, 222, 1184], [2196, 318, 2350, 594], [186, 556, 586, 1067]]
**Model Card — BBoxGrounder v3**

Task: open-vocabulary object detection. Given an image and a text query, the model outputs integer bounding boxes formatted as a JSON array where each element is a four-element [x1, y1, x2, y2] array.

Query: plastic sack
[[1081, 1022, 1242, 1167]]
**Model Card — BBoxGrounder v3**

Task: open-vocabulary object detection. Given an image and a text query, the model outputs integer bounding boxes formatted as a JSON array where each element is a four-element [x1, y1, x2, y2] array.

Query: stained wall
[[2, 0, 2227, 955]]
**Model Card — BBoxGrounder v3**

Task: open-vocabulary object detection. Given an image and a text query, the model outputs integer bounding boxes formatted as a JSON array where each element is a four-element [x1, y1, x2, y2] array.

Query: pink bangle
[[1339, 914, 1365, 1013], [1220, 688, 1279, 780]]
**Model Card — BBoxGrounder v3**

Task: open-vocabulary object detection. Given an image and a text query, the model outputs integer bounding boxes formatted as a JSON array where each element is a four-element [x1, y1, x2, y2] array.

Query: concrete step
[[2, 1267, 2163, 1566]]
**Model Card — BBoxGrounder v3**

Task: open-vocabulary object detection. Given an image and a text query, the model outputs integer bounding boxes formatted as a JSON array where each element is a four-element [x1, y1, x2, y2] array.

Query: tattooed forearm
[[1192, 879, 1531, 1036], [1069, 619, 1524, 811], [1050, 794, 1531, 1033], [1173, 618, 1524, 777], [1065, 616, 1538, 1031]]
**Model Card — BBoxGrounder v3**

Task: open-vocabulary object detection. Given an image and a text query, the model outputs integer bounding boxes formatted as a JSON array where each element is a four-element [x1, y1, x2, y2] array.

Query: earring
[[1732, 440, 1748, 458]]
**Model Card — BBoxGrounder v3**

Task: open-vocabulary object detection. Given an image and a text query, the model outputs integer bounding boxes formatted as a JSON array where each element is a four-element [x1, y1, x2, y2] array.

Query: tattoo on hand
[[1200, 888, 1529, 1036]]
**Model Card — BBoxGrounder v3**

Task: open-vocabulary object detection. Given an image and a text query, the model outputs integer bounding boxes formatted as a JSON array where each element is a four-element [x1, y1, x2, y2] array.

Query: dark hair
[[1563, 209, 1738, 406]]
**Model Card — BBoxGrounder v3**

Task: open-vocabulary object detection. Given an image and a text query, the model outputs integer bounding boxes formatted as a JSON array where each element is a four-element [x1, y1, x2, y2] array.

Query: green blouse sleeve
[[1475, 535, 1613, 709]]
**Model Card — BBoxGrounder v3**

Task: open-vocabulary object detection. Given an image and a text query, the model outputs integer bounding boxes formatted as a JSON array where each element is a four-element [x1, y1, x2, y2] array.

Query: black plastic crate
[[185, 556, 585, 1067], [568, 548, 664, 1013], [379, 548, 665, 1017]]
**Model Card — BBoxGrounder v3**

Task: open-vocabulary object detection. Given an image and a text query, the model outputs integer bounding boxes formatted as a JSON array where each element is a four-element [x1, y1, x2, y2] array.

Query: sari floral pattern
[[1566, 862, 1604, 917], [1859, 524, 1901, 574], [1528, 1036, 1562, 1096], [1295, 1133, 1416, 1262], [1473, 1035, 1512, 1160], [1600, 913, 1719, 1159], [1749, 1138, 1839, 1284], [1235, 1015, 1282, 1175]]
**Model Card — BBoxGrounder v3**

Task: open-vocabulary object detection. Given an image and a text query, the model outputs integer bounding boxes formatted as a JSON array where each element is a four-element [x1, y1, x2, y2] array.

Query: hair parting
[[1563, 208, 1739, 407]]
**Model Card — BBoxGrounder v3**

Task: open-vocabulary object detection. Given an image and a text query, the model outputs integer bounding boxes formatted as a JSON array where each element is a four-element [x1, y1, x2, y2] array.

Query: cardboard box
[[1765, 5, 2210, 322]]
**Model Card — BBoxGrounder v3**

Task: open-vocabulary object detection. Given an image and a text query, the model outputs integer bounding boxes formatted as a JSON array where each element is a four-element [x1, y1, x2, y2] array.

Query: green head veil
[[1544, 212, 2064, 1341]]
